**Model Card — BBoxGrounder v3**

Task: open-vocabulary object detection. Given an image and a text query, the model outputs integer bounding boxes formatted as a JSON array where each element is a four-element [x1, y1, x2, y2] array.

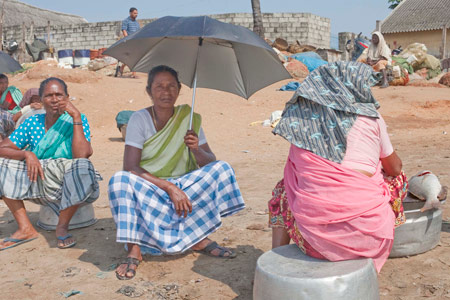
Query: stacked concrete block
[[3, 12, 331, 61]]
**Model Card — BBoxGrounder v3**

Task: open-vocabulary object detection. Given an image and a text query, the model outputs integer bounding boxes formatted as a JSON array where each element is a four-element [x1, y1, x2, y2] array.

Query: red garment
[[3, 91, 17, 111]]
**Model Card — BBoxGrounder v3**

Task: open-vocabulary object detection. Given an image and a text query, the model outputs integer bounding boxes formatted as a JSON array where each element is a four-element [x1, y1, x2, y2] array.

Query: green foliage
[[388, 0, 403, 9]]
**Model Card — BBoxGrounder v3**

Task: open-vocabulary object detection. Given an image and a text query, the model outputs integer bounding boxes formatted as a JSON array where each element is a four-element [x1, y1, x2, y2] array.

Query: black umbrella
[[0, 51, 22, 74], [105, 16, 291, 128]]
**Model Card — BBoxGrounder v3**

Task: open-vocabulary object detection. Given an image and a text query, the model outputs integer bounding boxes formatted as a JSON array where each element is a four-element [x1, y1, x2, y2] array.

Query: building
[[380, 0, 449, 58], [0, 0, 87, 27]]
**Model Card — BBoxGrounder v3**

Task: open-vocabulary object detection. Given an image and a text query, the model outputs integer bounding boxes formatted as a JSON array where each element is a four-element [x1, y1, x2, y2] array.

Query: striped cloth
[[121, 16, 140, 35], [0, 158, 101, 213], [0, 108, 14, 138], [273, 62, 382, 163], [108, 160, 245, 255]]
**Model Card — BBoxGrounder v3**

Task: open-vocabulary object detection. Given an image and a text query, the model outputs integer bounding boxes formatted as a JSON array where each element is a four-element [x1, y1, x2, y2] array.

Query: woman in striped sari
[[108, 65, 245, 280], [0, 77, 100, 250]]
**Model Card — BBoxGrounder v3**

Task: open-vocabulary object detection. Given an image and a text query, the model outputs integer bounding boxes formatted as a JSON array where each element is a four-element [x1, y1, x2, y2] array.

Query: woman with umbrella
[[108, 65, 245, 280]]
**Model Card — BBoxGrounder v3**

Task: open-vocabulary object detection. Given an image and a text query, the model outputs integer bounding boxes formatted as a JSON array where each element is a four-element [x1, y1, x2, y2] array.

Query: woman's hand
[[167, 185, 192, 218], [184, 130, 199, 151], [58, 99, 81, 120], [30, 102, 43, 110], [12, 111, 22, 123], [24, 151, 44, 182]]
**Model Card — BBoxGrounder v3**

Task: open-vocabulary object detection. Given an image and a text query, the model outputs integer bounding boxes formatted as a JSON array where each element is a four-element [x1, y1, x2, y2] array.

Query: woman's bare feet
[[116, 243, 142, 280]]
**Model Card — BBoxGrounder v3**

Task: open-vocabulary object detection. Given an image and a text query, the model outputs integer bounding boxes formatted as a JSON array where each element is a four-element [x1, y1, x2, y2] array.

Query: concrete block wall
[[3, 12, 330, 60]]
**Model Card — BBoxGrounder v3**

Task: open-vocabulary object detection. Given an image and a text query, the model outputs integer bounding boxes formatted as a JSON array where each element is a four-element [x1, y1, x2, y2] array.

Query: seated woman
[[0, 73, 23, 114], [366, 31, 392, 88], [0, 77, 100, 250], [269, 62, 407, 273], [13, 88, 45, 128], [108, 65, 245, 280]]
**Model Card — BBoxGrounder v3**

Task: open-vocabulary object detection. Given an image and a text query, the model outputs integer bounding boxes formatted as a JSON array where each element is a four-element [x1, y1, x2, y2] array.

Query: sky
[[21, 0, 392, 48]]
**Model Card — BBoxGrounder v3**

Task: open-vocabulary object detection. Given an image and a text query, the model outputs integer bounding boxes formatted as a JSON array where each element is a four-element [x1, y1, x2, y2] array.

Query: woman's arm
[[0, 138, 27, 160], [0, 138, 44, 181], [381, 151, 402, 177], [59, 100, 93, 158], [184, 130, 216, 167], [124, 145, 192, 217]]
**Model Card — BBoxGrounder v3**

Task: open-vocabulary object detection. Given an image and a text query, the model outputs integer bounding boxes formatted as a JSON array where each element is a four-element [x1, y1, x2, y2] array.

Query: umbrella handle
[[188, 69, 198, 130]]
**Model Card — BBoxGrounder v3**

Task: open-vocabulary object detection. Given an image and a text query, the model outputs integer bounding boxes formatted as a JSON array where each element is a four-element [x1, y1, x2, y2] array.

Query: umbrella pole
[[188, 69, 198, 130]]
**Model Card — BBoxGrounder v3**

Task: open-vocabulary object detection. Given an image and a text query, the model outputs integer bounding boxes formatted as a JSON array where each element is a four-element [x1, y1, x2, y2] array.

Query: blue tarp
[[290, 52, 327, 72], [280, 81, 301, 91]]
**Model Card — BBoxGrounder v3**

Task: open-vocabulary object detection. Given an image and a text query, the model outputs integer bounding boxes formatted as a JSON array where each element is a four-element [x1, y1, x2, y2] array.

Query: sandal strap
[[202, 241, 219, 254], [122, 257, 140, 267], [57, 234, 73, 241]]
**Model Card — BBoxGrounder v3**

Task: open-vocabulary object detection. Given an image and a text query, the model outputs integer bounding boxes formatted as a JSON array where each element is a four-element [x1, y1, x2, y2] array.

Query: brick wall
[[3, 12, 330, 60]]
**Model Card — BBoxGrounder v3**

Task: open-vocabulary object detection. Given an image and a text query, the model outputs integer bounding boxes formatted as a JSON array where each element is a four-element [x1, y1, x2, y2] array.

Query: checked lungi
[[108, 160, 245, 255], [0, 109, 14, 138], [0, 158, 101, 212]]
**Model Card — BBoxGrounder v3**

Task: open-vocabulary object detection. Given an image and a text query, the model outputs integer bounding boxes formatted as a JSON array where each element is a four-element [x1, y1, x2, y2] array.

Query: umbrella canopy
[[104, 16, 291, 99], [0, 51, 22, 74]]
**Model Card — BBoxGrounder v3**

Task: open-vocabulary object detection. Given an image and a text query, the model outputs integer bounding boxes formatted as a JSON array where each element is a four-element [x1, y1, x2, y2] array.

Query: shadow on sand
[[192, 244, 264, 299]]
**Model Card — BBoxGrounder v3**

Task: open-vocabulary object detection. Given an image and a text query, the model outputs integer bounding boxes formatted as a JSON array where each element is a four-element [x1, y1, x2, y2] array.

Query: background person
[[118, 7, 140, 78]]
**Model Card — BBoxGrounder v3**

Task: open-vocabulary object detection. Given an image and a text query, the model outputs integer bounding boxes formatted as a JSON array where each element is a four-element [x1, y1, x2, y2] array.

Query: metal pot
[[253, 244, 379, 300], [389, 195, 445, 258], [36, 203, 98, 231]]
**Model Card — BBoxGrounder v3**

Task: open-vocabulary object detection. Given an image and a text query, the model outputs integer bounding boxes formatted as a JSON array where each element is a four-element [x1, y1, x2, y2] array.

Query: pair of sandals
[[116, 241, 236, 280]]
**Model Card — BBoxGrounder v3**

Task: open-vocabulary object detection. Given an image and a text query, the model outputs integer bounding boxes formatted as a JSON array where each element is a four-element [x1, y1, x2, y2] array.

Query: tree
[[251, 0, 265, 39], [388, 0, 403, 9]]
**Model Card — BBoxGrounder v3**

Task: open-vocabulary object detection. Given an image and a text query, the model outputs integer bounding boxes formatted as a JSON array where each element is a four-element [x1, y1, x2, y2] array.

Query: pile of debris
[[266, 37, 335, 79]]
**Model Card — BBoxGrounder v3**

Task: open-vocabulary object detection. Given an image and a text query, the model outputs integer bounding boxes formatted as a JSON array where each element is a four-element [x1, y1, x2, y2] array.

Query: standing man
[[119, 7, 140, 77]]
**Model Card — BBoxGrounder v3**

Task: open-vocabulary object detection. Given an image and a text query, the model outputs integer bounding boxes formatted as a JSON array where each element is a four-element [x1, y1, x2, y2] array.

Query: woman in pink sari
[[269, 62, 407, 272]]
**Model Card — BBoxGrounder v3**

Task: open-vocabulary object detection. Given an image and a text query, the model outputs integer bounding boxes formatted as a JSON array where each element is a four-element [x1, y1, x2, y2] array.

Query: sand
[[1, 62, 449, 300]]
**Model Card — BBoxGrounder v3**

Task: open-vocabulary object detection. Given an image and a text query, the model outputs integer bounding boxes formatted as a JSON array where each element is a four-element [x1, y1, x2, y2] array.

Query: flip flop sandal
[[116, 257, 141, 280], [194, 241, 237, 259], [0, 237, 37, 251], [57, 234, 77, 249]]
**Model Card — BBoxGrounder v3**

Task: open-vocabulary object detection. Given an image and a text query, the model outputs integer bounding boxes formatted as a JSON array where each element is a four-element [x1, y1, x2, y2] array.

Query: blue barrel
[[74, 49, 91, 67], [57, 49, 73, 65]]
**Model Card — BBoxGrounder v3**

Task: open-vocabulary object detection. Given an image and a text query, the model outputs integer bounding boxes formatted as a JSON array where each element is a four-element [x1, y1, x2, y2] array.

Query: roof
[[381, 0, 450, 34], [0, 0, 87, 28]]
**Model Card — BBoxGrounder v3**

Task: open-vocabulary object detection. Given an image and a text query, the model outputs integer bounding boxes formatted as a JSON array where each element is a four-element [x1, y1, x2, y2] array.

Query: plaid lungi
[[108, 160, 245, 255], [0, 109, 14, 138], [0, 158, 101, 213]]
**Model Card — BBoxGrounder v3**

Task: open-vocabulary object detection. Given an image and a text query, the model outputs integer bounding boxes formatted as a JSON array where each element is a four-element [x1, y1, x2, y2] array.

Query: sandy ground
[[1, 62, 449, 300]]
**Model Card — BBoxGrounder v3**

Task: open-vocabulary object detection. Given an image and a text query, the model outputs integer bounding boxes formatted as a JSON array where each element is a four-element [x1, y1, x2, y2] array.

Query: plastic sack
[[399, 43, 428, 67]]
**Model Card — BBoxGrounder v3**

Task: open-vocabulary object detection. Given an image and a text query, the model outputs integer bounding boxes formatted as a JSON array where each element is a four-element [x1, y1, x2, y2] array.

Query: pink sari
[[283, 145, 395, 272]]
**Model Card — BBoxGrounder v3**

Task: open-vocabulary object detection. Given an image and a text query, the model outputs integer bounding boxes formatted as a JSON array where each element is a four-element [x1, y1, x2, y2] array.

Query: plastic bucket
[[74, 49, 90, 66], [57, 49, 73, 65], [90, 49, 99, 60]]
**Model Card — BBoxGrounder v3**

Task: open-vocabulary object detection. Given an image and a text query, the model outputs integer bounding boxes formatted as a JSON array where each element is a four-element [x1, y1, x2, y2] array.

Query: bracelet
[[73, 122, 83, 126]]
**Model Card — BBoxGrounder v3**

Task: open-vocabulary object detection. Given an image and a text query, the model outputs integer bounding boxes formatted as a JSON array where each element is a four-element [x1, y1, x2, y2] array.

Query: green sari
[[140, 104, 201, 179], [32, 113, 86, 159]]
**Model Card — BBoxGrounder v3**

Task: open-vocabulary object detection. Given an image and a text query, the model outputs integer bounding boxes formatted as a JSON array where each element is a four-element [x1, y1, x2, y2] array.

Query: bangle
[[73, 122, 83, 126]]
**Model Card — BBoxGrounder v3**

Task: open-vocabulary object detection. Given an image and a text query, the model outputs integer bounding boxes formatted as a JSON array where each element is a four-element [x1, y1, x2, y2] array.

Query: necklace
[[150, 106, 158, 130]]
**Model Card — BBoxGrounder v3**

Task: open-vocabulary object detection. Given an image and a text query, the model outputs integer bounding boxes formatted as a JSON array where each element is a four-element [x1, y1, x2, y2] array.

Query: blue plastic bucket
[[57, 49, 73, 65], [74, 49, 91, 66]]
